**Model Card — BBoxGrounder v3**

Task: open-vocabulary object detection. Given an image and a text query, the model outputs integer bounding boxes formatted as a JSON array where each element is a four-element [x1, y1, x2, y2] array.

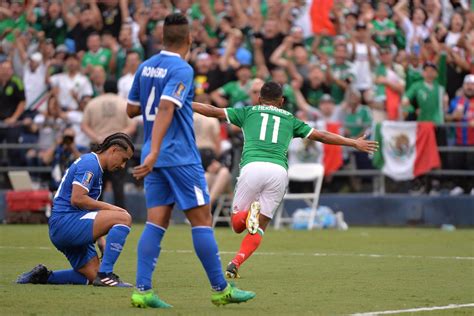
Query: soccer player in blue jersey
[[17, 133, 135, 287], [126, 13, 255, 308]]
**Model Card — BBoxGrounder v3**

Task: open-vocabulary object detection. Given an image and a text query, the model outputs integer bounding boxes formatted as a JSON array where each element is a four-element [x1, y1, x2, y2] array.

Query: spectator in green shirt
[[81, 32, 112, 74], [327, 43, 354, 105], [402, 62, 448, 124], [371, 3, 396, 49], [343, 88, 374, 191], [300, 66, 330, 109], [211, 64, 253, 108], [0, 0, 34, 43], [396, 50, 424, 91], [373, 47, 406, 121], [271, 67, 297, 114], [32, 2, 67, 46], [110, 25, 144, 79], [343, 89, 373, 138]]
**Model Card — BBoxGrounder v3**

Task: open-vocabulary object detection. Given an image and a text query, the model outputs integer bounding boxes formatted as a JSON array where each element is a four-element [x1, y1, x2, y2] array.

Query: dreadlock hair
[[95, 132, 135, 154]]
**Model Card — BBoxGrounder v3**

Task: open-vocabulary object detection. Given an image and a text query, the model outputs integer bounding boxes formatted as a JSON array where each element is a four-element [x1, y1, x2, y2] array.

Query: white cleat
[[246, 201, 261, 235]]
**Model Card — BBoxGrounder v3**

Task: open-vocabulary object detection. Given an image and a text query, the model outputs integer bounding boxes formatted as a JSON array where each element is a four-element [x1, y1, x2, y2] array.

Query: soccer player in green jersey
[[193, 81, 378, 278]]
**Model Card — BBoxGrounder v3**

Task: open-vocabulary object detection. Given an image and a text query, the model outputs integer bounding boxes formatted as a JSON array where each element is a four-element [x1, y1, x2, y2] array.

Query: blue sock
[[47, 269, 88, 285], [98, 224, 130, 274], [191, 226, 228, 292], [136, 222, 166, 291]]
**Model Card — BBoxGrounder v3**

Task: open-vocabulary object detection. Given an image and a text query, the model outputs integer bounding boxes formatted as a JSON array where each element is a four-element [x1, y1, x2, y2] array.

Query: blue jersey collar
[[92, 152, 104, 173], [160, 50, 181, 58]]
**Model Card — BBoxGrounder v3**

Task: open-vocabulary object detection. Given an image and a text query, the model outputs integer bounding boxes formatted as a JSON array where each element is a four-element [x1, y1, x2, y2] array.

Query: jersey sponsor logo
[[173, 82, 186, 99], [142, 66, 167, 78], [110, 242, 123, 252], [81, 171, 94, 187]]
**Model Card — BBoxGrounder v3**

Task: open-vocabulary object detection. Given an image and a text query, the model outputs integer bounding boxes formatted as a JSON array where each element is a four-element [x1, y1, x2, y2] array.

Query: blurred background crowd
[[0, 0, 473, 206]]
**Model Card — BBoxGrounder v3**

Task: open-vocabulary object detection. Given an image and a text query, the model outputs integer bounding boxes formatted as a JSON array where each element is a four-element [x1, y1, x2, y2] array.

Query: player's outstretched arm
[[133, 99, 175, 179], [192, 102, 227, 120], [308, 130, 379, 154]]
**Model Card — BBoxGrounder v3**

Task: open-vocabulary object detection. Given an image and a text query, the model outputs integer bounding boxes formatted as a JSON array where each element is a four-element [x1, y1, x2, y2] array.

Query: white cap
[[464, 74, 474, 85], [197, 52, 210, 61], [30, 52, 43, 63]]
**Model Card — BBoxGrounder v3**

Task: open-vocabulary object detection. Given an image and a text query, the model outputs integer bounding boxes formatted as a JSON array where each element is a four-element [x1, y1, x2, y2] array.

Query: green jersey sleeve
[[404, 82, 418, 102], [403, 82, 419, 113], [225, 107, 247, 128], [293, 118, 313, 138]]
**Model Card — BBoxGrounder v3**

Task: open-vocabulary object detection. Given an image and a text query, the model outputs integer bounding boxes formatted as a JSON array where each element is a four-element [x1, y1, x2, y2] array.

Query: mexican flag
[[294, 0, 337, 38], [322, 121, 343, 175], [289, 121, 343, 176], [373, 121, 441, 181]]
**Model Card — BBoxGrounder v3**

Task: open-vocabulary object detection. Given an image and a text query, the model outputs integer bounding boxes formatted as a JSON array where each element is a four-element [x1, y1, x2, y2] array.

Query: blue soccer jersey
[[127, 50, 201, 167], [52, 153, 103, 213]]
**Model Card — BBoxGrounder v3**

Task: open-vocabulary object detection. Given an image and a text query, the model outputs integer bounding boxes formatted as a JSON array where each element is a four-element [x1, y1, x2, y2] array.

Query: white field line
[[1, 246, 473, 261], [351, 303, 474, 315]]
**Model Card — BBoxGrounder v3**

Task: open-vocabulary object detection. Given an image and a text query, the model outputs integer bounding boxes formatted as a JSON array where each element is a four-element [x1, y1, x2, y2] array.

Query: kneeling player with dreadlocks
[[193, 82, 378, 278], [17, 133, 135, 287]]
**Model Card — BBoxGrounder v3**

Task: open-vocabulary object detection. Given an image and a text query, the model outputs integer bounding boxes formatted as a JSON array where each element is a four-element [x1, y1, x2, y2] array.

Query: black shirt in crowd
[[0, 76, 25, 121], [99, 3, 122, 39]]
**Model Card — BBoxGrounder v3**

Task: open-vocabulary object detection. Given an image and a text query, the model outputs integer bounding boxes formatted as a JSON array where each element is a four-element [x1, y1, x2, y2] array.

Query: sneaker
[[246, 201, 261, 235], [16, 264, 51, 284], [92, 273, 132, 287], [211, 282, 256, 306], [131, 289, 172, 308], [225, 262, 240, 279]]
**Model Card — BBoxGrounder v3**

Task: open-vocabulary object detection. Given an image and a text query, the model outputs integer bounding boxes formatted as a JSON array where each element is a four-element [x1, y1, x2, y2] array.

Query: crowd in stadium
[[0, 0, 473, 199]]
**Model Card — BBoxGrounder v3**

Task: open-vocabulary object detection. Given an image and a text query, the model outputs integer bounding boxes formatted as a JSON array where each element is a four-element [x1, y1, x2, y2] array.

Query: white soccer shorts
[[232, 161, 288, 219]]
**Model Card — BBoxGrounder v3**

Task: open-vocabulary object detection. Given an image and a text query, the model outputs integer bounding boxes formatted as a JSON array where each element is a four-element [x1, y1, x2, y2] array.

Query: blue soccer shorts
[[144, 163, 210, 210], [49, 211, 98, 270]]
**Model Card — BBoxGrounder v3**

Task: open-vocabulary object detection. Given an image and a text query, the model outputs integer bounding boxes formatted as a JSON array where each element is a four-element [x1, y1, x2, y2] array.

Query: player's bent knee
[[121, 212, 132, 227], [112, 211, 132, 227]]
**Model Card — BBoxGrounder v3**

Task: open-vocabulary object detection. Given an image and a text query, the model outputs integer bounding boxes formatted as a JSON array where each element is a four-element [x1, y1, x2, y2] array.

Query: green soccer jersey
[[282, 83, 297, 114], [225, 105, 313, 169], [219, 80, 252, 108], [406, 65, 423, 90], [81, 48, 112, 71], [0, 14, 27, 42], [371, 18, 396, 48], [329, 61, 354, 104], [344, 105, 372, 137], [404, 81, 445, 124]]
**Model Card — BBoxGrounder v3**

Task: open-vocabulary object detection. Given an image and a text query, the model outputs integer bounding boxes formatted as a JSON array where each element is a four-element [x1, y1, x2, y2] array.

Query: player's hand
[[354, 134, 379, 154], [133, 153, 157, 180]]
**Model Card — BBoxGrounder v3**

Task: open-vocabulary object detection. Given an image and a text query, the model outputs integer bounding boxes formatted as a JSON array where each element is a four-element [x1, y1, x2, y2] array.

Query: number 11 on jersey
[[259, 113, 280, 143]]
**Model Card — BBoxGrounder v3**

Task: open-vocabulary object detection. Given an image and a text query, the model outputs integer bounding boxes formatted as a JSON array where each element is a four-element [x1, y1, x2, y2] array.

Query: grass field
[[0, 225, 473, 315]]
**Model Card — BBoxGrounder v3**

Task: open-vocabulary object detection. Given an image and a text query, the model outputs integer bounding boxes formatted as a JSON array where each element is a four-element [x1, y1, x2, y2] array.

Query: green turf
[[0, 225, 473, 315]]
